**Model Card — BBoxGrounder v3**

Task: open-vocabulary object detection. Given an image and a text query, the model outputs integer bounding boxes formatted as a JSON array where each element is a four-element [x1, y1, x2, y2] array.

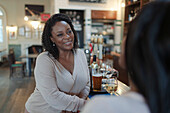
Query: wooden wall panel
[[91, 10, 117, 20]]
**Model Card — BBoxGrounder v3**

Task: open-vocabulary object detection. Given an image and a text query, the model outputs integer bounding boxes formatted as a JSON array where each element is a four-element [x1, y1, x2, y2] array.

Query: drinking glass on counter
[[105, 76, 118, 96], [92, 73, 103, 91], [100, 62, 119, 78], [100, 62, 119, 95]]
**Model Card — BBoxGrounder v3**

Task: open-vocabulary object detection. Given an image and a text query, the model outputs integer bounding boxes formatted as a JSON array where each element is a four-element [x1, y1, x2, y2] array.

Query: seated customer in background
[[25, 13, 90, 113], [81, 1, 170, 113]]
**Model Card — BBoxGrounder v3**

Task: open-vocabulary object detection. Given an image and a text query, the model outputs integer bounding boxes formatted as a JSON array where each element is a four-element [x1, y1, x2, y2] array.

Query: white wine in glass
[[105, 77, 118, 95]]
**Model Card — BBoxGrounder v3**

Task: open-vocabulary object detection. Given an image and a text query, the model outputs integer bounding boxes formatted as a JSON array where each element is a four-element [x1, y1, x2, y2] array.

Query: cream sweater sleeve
[[78, 50, 90, 99], [34, 53, 85, 112]]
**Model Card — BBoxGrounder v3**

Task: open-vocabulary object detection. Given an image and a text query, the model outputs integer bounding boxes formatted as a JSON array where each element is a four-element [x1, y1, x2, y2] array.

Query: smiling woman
[[50, 21, 75, 52], [25, 13, 90, 113]]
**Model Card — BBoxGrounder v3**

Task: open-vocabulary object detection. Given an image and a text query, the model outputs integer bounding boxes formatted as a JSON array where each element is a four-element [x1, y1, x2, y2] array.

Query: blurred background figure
[[81, 1, 170, 113]]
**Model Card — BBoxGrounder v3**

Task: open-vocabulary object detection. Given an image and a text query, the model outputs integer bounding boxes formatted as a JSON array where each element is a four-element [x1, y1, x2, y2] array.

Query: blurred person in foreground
[[25, 13, 90, 113], [81, 1, 170, 113]]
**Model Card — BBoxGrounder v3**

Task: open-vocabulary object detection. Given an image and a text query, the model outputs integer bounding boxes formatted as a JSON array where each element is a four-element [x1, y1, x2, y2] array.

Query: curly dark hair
[[126, 1, 170, 113], [42, 13, 79, 59]]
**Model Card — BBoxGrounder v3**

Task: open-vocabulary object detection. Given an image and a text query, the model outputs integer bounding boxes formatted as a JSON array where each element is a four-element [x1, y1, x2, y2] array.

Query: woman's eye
[[67, 30, 72, 34], [57, 34, 63, 37]]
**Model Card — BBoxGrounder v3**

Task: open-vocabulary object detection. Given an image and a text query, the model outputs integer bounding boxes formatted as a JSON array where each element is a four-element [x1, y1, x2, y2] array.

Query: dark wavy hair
[[126, 1, 170, 113], [42, 13, 79, 59]]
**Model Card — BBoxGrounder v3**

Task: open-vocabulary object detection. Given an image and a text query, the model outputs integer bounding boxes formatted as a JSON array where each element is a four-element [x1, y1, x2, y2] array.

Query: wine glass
[[105, 76, 118, 96]]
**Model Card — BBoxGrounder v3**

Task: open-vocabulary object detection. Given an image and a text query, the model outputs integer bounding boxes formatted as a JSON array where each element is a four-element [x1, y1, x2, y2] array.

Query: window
[[0, 19, 3, 42], [0, 8, 4, 43], [0, 10, 3, 15], [0, 7, 7, 59]]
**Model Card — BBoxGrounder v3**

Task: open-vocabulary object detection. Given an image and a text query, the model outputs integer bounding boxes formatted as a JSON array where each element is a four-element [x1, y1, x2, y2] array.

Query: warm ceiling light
[[24, 16, 29, 21], [121, 2, 125, 7]]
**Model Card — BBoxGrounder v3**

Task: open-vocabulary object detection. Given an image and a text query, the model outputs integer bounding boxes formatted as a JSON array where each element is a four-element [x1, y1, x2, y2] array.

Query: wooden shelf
[[141, 0, 150, 7], [142, 1, 150, 6], [126, 1, 140, 7], [103, 44, 114, 47], [91, 10, 117, 20], [124, 0, 150, 36], [124, 21, 131, 24]]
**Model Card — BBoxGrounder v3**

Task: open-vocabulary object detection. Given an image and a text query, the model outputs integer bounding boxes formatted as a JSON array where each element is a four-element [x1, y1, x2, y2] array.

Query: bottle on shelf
[[90, 34, 99, 65], [128, 9, 135, 21], [91, 55, 99, 75]]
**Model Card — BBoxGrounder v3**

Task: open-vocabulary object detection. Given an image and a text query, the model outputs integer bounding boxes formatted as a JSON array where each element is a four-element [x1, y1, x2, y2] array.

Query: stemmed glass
[[100, 62, 119, 92], [105, 76, 118, 96]]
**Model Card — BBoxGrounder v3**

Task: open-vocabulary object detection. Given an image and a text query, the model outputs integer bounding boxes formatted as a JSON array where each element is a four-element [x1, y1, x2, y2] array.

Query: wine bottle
[[91, 55, 99, 75]]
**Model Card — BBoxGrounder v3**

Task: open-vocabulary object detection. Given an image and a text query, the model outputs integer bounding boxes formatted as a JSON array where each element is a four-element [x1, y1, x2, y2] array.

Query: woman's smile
[[64, 41, 72, 45]]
